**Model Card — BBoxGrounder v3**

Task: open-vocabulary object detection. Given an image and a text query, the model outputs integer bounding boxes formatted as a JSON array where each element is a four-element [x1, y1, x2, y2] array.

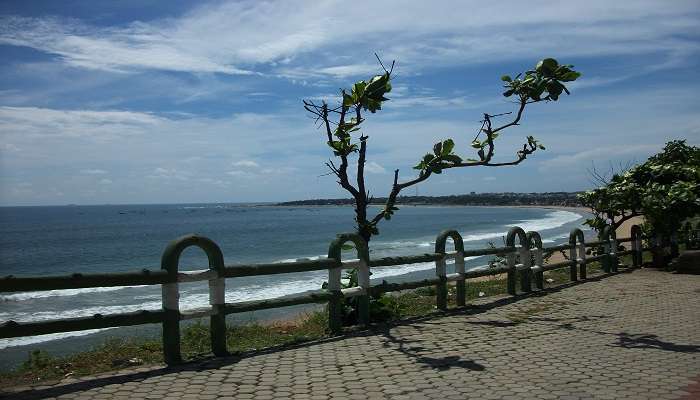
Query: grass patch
[[0, 312, 328, 389]]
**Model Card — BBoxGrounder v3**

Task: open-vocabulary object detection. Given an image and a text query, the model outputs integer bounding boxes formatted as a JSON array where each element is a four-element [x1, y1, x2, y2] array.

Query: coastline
[[0, 205, 596, 371]]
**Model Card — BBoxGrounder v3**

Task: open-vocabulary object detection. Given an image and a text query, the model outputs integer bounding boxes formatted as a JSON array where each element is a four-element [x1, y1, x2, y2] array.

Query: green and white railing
[[1, 222, 691, 365]]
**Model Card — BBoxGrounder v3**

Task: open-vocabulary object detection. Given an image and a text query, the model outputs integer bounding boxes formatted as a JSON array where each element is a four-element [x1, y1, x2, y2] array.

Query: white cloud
[[98, 178, 112, 185], [0, 1, 697, 77], [364, 161, 386, 174], [317, 64, 380, 78], [0, 106, 162, 139], [539, 144, 661, 170], [232, 160, 260, 168], [80, 168, 107, 175], [1, 143, 20, 152], [226, 170, 249, 177], [388, 95, 475, 109], [147, 167, 191, 181]]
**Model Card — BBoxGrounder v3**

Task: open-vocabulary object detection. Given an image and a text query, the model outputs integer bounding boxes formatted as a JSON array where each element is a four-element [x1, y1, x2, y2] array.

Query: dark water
[[0, 204, 590, 367]]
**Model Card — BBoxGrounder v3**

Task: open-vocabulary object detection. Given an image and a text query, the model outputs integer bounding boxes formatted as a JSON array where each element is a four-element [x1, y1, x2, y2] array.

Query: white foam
[[516, 210, 582, 232], [274, 255, 325, 264], [0, 285, 147, 302], [0, 328, 112, 349]]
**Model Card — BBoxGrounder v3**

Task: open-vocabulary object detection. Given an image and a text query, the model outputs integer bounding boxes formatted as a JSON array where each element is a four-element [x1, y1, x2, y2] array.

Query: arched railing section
[[506, 227, 530, 294], [435, 230, 466, 309], [527, 231, 544, 289], [327, 233, 370, 333], [160, 234, 226, 364]]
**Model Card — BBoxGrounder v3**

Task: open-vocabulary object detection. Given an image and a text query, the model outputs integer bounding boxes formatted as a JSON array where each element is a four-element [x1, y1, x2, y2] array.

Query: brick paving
[[3, 268, 699, 399]]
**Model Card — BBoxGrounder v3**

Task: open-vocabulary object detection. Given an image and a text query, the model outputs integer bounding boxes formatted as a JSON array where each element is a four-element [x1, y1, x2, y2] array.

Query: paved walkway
[[4, 268, 700, 400]]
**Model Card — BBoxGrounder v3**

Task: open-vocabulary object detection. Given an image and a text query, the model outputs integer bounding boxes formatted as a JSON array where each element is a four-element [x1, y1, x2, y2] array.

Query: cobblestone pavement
[[4, 268, 699, 400]]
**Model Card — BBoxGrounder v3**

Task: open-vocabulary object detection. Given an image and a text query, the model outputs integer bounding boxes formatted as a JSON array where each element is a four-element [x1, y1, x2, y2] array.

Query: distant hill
[[277, 192, 583, 207]]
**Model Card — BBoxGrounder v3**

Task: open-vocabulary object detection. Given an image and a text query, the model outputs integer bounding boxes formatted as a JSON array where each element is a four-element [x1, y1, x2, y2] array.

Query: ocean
[[0, 204, 591, 368]]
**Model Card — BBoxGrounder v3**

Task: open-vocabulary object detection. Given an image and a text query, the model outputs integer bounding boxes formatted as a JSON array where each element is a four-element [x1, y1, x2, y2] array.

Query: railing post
[[327, 264, 342, 334], [527, 232, 544, 290], [208, 250, 227, 357], [519, 237, 532, 293], [670, 232, 680, 258], [435, 230, 465, 309], [161, 234, 227, 364], [435, 254, 448, 310], [161, 277, 180, 365], [506, 227, 527, 295], [682, 222, 692, 249], [455, 248, 466, 307], [161, 245, 182, 365], [610, 228, 619, 272], [328, 234, 370, 331], [600, 226, 612, 273], [651, 233, 664, 267], [569, 229, 585, 281], [357, 255, 370, 325], [579, 234, 587, 279], [631, 225, 642, 267]]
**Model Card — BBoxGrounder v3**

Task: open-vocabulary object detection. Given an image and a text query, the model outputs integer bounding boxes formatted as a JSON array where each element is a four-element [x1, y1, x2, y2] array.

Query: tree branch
[[370, 169, 433, 225], [490, 98, 531, 135]]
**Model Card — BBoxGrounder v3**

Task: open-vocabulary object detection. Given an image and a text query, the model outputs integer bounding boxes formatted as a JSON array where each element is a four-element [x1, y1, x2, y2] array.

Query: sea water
[[0, 204, 591, 368]]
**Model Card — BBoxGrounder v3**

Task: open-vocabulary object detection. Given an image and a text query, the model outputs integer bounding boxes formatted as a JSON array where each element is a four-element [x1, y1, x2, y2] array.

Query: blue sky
[[0, 1, 699, 206]]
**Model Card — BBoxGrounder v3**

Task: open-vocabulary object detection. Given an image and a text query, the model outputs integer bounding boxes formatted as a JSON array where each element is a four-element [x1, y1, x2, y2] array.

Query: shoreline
[[0, 205, 594, 370]]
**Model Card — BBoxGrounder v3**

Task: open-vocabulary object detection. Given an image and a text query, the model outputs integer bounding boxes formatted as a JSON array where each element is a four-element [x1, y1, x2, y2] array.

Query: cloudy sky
[[1, 1, 698, 206]]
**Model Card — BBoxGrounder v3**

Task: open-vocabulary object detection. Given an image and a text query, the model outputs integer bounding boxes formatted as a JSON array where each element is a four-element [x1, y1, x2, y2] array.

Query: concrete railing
[[0, 223, 656, 365]]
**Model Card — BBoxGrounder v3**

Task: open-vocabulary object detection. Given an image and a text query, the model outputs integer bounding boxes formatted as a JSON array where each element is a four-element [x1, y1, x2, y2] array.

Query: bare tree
[[304, 56, 581, 243]]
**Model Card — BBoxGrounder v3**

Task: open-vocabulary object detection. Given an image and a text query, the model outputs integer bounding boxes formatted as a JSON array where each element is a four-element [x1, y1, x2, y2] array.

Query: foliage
[[579, 140, 700, 236], [304, 56, 580, 243]]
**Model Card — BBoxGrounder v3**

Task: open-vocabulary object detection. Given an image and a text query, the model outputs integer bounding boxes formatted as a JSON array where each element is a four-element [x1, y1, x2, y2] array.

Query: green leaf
[[501, 75, 512, 82], [560, 71, 581, 82], [536, 58, 558, 74], [442, 139, 455, 155], [353, 81, 367, 97], [471, 140, 482, 149], [343, 93, 354, 107], [341, 243, 355, 251], [443, 154, 462, 164], [433, 142, 443, 156]]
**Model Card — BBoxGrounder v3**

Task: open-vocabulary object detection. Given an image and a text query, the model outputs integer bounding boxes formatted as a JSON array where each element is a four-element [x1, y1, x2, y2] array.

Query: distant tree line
[[277, 192, 583, 207]]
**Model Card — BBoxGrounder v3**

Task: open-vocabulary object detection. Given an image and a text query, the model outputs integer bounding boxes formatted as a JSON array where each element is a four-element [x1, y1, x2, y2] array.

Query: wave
[[0, 285, 147, 302], [274, 255, 325, 264], [517, 210, 582, 232], [0, 211, 582, 304]]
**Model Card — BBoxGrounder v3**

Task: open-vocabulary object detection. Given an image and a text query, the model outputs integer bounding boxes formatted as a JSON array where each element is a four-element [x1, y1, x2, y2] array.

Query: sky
[[0, 1, 699, 206]]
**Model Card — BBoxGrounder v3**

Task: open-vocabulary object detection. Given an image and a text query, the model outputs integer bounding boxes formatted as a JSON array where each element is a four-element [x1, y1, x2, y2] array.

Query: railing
[[0, 223, 672, 365], [682, 221, 700, 250]]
